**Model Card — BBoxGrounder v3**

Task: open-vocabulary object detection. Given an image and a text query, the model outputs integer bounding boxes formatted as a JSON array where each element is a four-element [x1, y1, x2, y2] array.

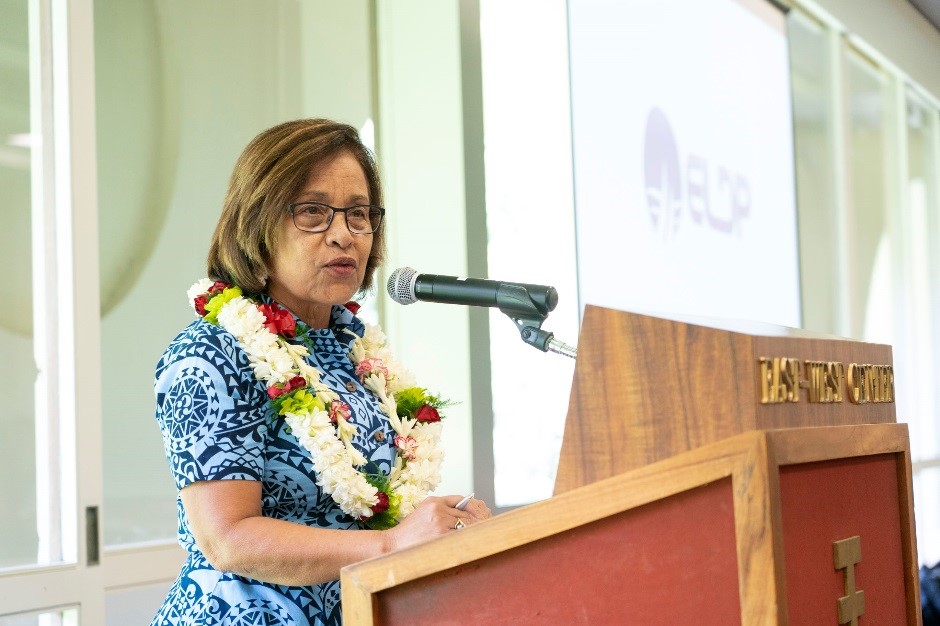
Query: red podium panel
[[780, 454, 907, 625], [378, 479, 741, 625], [342, 425, 920, 625]]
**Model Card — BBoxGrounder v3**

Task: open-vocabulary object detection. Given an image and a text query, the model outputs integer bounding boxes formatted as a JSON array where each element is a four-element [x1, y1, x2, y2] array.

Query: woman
[[152, 119, 491, 625]]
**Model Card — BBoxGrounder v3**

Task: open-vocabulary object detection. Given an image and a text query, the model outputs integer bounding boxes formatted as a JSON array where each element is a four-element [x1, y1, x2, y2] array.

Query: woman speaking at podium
[[150, 119, 490, 625]]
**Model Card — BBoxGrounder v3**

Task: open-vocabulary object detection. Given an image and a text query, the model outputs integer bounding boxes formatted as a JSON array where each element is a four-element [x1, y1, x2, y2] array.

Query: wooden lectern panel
[[555, 306, 896, 494], [342, 424, 920, 625]]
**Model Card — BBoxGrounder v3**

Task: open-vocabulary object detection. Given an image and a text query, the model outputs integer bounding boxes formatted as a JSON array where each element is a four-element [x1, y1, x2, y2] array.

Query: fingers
[[440, 494, 467, 509], [448, 496, 492, 529], [437, 494, 492, 517], [386, 495, 495, 551], [385, 497, 460, 552], [463, 498, 492, 521], [415, 494, 493, 531]]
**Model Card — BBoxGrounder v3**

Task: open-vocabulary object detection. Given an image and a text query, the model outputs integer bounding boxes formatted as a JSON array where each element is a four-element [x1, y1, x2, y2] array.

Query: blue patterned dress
[[151, 301, 395, 626]]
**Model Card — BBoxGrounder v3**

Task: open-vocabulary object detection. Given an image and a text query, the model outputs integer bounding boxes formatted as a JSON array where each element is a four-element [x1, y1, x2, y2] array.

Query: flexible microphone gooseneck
[[386, 267, 577, 358]]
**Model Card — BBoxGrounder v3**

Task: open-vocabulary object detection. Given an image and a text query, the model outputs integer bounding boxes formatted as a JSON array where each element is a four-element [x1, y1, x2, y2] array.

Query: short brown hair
[[207, 118, 386, 293]]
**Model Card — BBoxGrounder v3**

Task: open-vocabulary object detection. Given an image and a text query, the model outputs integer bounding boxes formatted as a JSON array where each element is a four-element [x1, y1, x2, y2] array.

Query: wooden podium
[[342, 306, 921, 625]]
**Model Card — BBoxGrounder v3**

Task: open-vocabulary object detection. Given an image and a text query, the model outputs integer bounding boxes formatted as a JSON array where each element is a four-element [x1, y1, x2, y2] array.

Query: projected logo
[[643, 107, 751, 240]]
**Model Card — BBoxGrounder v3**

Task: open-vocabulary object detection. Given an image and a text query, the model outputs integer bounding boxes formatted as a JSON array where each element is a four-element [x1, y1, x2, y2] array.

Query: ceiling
[[908, 0, 940, 32]]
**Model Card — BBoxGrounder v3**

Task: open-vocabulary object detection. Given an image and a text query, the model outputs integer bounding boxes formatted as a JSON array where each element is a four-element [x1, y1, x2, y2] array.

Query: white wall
[[375, 0, 476, 497]]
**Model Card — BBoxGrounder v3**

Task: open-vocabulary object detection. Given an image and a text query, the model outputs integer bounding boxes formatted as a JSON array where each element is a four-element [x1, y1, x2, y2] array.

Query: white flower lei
[[187, 278, 445, 526]]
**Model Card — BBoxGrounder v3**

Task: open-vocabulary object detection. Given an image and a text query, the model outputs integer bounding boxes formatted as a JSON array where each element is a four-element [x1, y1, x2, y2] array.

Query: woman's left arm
[[181, 479, 491, 586]]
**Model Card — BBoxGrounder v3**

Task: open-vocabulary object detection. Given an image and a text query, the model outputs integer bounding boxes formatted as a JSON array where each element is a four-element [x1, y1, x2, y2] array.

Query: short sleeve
[[154, 322, 270, 490]]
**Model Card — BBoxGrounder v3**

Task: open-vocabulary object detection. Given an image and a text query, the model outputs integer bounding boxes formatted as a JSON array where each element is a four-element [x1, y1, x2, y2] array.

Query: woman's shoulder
[[156, 319, 248, 377], [166, 317, 241, 349]]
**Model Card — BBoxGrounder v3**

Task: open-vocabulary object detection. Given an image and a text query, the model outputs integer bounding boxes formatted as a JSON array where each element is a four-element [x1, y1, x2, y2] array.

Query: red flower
[[329, 401, 352, 424], [259, 303, 296, 338], [415, 404, 441, 423], [194, 281, 230, 315], [345, 301, 361, 314], [355, 358, 389, 382], [267, 375, 307, 399], [194, 295, 209, 316], [394, 435, 418, 461], [372, 492, 390, 514]]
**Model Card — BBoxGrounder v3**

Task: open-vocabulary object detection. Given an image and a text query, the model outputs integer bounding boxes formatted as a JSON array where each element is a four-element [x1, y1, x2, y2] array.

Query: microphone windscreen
[[386, 267, 419, 304]]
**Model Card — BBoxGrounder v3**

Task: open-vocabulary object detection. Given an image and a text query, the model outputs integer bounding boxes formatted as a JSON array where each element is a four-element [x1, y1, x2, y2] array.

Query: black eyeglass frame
[[286, 202, 385, 235]]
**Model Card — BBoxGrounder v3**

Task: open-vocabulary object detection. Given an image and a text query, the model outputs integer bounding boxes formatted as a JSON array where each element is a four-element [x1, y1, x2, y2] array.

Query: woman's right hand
[[385, 494, 492, 553]]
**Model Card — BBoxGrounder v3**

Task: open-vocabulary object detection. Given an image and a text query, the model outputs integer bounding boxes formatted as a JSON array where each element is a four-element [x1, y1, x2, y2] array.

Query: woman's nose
[[324, 212, 354, 246]]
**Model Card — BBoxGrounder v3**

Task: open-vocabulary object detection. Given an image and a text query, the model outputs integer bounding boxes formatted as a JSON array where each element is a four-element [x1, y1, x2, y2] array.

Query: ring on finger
[[454, 518, 466, 530]]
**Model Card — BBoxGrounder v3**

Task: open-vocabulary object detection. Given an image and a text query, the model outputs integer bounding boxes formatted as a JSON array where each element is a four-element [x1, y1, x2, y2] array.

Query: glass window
[[788, 10, 841, 335], [906, 91, 940, 566], [905, 92, 939, 463], [480, 0, 578, 507], [915, 466, 940, 565], [95, 0, 184, 545], [0, 608, 78, 626], [844, 47, 892, 343], [0, 0, 40, 569]]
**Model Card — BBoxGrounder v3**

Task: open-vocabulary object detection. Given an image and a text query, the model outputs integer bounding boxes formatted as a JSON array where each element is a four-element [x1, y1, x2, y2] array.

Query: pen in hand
[[455, 492, 474, 511]]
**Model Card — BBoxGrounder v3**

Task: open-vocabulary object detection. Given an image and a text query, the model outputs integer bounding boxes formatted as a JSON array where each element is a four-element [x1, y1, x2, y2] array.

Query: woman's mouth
[[326, 258, 358, 276]]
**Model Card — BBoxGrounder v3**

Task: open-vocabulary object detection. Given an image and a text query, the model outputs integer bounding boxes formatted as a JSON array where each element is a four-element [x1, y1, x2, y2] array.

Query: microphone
[[386, 267, 576, 357], [386, 267, 558, 318]]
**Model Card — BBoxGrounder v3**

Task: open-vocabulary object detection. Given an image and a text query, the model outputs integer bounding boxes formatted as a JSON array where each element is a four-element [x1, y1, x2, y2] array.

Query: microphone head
[[386, 267, 419, 304]]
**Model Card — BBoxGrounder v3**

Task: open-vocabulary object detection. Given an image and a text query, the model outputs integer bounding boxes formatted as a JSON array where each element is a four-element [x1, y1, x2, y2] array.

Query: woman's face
[[267, 150, 374, 328]]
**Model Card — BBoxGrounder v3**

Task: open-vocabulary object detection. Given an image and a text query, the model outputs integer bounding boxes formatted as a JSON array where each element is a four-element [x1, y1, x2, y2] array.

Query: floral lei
[[187, 278, 447, 530]]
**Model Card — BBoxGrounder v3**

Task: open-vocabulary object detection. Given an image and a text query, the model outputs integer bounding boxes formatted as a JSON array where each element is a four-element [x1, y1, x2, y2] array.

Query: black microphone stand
[[495, 285, 578, 359]]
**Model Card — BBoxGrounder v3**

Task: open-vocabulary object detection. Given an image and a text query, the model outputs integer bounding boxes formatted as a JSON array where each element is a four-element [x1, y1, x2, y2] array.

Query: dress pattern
[[152, 302, 394, 626]]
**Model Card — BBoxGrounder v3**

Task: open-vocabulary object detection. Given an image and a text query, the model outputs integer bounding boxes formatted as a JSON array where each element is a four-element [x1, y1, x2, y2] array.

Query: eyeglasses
[[286, 202, 385, 235]]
